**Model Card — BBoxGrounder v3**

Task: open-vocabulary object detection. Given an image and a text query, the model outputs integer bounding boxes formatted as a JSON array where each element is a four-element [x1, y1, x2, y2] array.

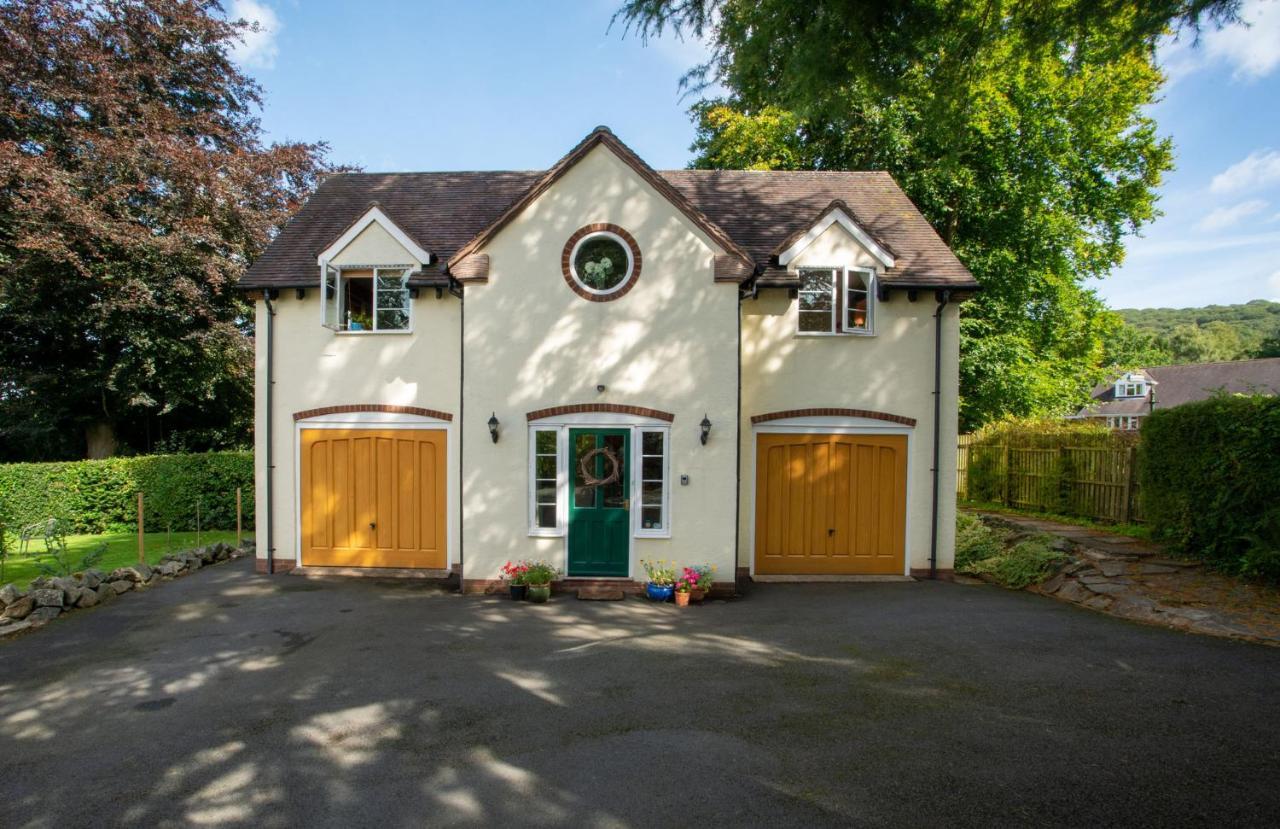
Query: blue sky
[[229, 0, 1280, 310]]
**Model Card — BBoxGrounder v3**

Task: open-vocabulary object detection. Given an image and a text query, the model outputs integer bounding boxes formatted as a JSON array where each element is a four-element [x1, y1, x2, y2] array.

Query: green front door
[[568, 428, 630, 577]]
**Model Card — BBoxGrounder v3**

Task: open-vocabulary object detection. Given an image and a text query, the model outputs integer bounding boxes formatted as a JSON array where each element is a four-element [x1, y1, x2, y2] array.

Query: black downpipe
[[929, 289, 952, 579], [263, 290, 278, 574]]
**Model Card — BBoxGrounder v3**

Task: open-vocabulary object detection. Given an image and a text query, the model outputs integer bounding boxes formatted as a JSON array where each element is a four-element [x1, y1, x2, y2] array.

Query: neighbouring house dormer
[[317, 203, 433, 334], [776, 200, 896, 337], [1113, 371, 1152, 399]]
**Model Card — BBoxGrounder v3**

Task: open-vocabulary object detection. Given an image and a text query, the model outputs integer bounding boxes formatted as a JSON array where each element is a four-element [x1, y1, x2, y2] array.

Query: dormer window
[[1115, 377, 1147, 398], [798, 267, 875, 335], [322, 266, 412, 332]]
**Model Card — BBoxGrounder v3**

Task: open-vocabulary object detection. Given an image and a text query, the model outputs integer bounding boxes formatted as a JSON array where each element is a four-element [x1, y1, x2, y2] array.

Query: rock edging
[[0, 540, 255, 640]]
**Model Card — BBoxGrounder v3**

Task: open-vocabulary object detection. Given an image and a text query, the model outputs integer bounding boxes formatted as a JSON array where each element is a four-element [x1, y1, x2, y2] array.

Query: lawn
[[1, 530, 243, 590]]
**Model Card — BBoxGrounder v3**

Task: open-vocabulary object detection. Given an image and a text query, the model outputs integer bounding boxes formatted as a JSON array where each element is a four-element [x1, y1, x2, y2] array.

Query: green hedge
[[0, 451, 253, 535], [1139, 395, 1280, 580]]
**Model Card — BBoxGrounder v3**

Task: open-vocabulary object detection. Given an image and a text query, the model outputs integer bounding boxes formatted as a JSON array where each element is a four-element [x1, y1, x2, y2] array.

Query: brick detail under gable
[[751, 408, 916, 427], [293, 404, 453, 422], [525, 403, 675, 422], [561, 224, 642, 302]]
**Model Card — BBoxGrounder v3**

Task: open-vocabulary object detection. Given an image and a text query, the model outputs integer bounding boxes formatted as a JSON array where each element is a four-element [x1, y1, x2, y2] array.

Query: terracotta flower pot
[[674, 590, 691, 607], [690, 588, 707, 603], [526, 584, 551, 603]]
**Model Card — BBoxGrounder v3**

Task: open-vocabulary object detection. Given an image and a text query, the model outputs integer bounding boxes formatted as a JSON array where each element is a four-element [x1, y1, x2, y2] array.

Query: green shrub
[[964, 535, 1068, 589], [955, 512, 1003, 570], [1139, 394, 1280, 579], [0, 451, 253, 535]]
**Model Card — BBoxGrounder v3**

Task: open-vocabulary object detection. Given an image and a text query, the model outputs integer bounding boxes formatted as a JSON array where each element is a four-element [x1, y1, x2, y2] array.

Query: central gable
[[448, 127, 751, 284]]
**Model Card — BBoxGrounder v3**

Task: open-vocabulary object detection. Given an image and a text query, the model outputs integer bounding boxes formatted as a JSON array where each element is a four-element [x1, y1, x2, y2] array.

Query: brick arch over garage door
[[751, 408, 916, 427]]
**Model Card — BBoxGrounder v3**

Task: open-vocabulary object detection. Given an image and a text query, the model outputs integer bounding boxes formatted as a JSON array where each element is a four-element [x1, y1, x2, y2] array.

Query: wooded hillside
[[1111, 300, 1280, 364]]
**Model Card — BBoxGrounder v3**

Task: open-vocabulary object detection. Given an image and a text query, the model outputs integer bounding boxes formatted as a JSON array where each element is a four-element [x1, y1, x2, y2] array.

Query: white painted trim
[[316, 205, 431, 266], [293, 416, 455, 571], [747, 419, 914, 578], [567, 230, 635, 296], [777, 207, 895, 269], [320, 265, 416, 334]]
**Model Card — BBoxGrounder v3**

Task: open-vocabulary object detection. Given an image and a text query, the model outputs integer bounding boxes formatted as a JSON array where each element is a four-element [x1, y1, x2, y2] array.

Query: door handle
[[370, 522, 377, 530], [623, 499, 630, 511], [828, 528, 835, 536]]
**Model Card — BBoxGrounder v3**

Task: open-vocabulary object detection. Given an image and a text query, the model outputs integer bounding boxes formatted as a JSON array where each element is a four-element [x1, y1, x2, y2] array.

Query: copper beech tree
[[0, 0, 339, 459]]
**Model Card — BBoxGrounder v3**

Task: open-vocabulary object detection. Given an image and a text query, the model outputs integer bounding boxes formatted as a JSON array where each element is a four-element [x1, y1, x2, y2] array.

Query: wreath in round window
[[562, 224, 642, 301]]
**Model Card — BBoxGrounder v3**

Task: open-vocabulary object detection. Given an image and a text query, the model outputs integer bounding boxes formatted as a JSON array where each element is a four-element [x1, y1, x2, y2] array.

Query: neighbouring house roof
[[1075, 358, 1280, 418], [241, 127, 977, 292]]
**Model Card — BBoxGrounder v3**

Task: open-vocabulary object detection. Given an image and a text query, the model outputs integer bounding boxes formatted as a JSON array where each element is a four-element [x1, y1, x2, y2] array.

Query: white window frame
[[525, 420, 671, 540], [321, 264, 415, 334], [567, 230, 635, 296], [796, 265, 876, 337], [528, 426, 567, 537]]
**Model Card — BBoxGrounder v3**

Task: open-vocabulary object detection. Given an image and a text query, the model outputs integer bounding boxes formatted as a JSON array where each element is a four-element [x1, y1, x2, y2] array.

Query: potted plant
[[684, 564, 716, 602], [641, 558, 675, 602], [673, 576, 692, 607], [523, 560, 558, 603], [500, 560, 529, 600]]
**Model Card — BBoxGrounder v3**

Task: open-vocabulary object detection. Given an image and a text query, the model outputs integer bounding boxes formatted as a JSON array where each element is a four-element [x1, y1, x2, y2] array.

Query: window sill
[[528, 529, 565, 538], [794, 330, 875, 338], [635, 531, 672, 540], [334, 330, 414, 336]]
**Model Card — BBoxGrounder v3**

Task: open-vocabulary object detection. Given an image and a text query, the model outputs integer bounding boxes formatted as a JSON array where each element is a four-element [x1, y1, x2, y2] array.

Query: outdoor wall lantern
[[700, 413, 712, 445], [488, 412, 500, 443]]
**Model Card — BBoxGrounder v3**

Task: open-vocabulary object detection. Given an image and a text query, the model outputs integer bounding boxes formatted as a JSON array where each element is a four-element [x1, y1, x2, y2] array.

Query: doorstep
[[291, 566, 453, 580], [751, 575, 915, 583]]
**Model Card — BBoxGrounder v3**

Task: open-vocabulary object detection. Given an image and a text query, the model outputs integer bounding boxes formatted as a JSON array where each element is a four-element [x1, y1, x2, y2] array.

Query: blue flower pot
[[646, 583, 674, 602]]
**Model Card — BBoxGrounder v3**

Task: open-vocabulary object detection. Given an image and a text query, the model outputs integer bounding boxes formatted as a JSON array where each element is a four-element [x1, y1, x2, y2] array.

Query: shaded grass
[[1, 530, 241, 589]]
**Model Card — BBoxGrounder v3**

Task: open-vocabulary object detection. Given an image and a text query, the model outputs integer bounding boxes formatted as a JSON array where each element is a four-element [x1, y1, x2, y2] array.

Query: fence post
[[137, 492, 145, 565], [1002, 444, 1011, 507], [236, 487, 243, 548], [1121, 445, 1137, 523]]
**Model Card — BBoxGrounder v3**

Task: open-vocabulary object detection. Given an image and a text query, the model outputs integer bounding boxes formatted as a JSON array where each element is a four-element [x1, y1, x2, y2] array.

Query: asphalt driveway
[[2, 559, 1278, 828]]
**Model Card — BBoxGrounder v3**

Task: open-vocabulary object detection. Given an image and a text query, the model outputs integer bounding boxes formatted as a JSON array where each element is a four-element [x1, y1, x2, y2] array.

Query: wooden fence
[[957, 438, 1141, 524]]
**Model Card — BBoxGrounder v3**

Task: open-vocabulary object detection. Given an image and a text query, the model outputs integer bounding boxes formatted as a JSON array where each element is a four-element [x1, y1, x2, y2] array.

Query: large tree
[[616, 0, 1239, 429], [0, 0, 336, 459]]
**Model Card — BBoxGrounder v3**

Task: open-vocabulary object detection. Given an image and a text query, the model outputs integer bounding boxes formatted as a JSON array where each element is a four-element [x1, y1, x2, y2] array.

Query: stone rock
[[108, 580, 133, 595], [1049, 537, 1075, 553], [1097, 560, 1129, 578], [0, 583, 22, 607], [1082, 581, 1128, 595], [31, 588, 65, 608], [1055, 579, 1092, 604], [29, 575, 53, 589], [1082, 594, 1113, 611], [95, 584, 113, 603], [1078, 574, 1111, 585], [109, 564, 153, 583], [1160, 606, 1213, 623], [1136, 563, 1181, 575], [1041, 573, 1066, 594], [157, 561, 184, 577], [0, 620, 33, 638], [198, 546, 215, 564], [78, 569, 105, 589], [76, 587, 100, 608], [27, 606, 61, 625], [2, 595, 35, 620]]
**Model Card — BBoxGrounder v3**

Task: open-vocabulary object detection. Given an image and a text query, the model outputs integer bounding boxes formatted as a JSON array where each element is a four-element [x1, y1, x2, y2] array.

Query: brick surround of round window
[[561, 223, 642, 302]]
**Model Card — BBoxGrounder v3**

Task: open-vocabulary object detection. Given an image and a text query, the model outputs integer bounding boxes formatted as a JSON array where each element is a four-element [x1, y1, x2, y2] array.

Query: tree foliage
[[616, 0, 1239, 429], [1114, 299, 1280, 363], [0, 0, 339, 460]]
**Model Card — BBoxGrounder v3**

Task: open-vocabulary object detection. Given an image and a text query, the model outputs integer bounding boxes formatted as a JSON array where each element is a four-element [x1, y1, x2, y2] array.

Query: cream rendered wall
[[739, 221, 960, 573], [462, 144, 739, 583], [253, 253, 461, 569], [330, 222, 418, 266]]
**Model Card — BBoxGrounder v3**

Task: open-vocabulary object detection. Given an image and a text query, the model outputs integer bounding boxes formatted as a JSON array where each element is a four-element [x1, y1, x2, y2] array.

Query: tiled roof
[[242, 140, 976, 291], [1076, 358, 1280, 417]]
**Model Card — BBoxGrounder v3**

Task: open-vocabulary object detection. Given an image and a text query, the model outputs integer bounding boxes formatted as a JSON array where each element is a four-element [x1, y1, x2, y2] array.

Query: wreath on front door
[[578, 446, 621, 487]]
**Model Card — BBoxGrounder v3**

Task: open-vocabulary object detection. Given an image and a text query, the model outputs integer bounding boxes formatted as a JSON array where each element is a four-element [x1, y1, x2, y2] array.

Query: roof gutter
[[263, 290, 278, 574], [929, 289, 952, 580]]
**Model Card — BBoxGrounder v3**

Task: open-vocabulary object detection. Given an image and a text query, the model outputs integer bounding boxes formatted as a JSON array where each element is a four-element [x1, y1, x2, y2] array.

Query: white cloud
[[1159, 0, 1280, 81], [227, 0, 281, 70], [1196, 198, 1270, 230], [1210, 149, 1280, 194]]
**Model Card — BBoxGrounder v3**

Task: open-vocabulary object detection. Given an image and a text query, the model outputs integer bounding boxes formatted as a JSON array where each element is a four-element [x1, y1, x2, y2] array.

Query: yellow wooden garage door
[[755, 433, 907, 575], [300, 429, 447, 569]]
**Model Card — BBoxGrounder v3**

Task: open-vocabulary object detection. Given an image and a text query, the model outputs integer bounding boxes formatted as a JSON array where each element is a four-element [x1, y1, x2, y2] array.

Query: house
[[1073, 358, 1280, 430], [238, 127, 978, 592]]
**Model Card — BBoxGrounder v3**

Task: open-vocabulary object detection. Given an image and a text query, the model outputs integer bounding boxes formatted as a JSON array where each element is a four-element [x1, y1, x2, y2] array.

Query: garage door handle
[[828, 528, 835, 536], [369, 522, 376, 530]]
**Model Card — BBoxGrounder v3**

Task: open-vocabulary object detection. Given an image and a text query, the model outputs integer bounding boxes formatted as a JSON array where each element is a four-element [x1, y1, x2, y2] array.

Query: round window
[[571, 232, 631, 292], [563, 225, 641, 300]]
